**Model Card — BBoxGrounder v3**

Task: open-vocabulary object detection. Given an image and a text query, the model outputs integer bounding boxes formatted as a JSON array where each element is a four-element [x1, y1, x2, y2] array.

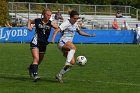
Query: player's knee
[[70, 48, 75, 54], [70, 59, 75, 65], [71, 46, 76, 51]]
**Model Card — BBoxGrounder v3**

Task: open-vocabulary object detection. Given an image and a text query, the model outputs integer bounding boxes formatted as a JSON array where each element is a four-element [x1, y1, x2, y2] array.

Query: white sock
[[66, 49, 75, 64], [59, 65, 71, 75], [59, 68, 70, 75]]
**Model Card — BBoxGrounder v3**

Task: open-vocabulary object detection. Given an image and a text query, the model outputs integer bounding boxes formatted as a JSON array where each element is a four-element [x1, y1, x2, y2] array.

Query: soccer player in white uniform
[[135, 24, 140, 45], [51, 10, 96, 83]]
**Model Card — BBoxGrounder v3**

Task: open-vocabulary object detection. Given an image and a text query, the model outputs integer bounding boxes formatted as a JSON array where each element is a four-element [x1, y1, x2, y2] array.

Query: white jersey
[[136, 27, 140, 36], [58, 19, 80, 48]]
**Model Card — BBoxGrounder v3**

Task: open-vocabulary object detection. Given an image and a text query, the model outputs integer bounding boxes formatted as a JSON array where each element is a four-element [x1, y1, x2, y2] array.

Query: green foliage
[[91, 0, 111, 5], [30, 4, 46, 13], [7, 0, 140, 9], [47, 3, 63, 12], [0, 0, 8, 26]]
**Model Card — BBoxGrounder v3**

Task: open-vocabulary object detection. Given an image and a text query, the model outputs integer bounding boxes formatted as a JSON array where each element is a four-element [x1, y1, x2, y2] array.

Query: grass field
[[0, 43, 140, 93]]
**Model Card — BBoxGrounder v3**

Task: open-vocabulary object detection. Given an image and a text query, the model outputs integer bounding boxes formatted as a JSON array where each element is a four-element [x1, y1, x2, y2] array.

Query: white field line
[[95, 80, 140, 87], [0, 73, 140, 87]]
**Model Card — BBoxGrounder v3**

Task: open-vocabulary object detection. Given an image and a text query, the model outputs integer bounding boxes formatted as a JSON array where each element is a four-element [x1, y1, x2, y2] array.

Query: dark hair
[[69, 10, 79, 18]]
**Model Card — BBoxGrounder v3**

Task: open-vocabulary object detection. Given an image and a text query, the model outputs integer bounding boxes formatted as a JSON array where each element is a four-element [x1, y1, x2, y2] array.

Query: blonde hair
[[41, 8, 52, 19], [42, 8, 52, 15]]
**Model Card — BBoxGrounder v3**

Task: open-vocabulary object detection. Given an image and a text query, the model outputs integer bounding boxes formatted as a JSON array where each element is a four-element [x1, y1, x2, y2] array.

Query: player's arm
[[51, 21, 59, 29], [76, 23, 96, 37], [27, 19, 35, 31], [51, 27, 61, 43], [77, 29, 96, 37]]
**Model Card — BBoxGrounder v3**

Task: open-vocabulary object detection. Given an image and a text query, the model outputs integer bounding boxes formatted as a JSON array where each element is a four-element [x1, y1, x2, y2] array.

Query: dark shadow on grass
[[38, 77, 59, 83], [0, 74, 61, 83], [0, 74, 31, 82]]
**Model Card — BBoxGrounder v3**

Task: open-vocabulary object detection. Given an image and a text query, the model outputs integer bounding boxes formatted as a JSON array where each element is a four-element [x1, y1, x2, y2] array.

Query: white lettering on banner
[[6, 30, 11, 40], [0, 28, 5, 39], [23, 29, 27, 36], [17, 29, 23, 36], [0, 28, 28, 41], [11, 30, 16, 37]]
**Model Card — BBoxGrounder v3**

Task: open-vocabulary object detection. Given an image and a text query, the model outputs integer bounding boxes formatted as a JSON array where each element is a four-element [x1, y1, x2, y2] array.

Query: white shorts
[[58, 38, 72, 50]]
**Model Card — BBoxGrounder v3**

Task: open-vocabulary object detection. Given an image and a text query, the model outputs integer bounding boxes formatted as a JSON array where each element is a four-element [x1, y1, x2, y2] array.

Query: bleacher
[[79, 15, 140, 29], [9, 13, 140, 29]]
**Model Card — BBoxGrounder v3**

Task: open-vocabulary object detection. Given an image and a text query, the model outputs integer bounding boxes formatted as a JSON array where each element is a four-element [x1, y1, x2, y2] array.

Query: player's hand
[[89, 34, 96, 37], [51, 39, 55, 44]]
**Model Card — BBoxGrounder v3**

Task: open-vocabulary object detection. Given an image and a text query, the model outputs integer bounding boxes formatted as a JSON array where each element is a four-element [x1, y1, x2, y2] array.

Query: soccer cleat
[[34, 76, 40, 82], [55, 74, 63, 83], [28, 67, 33, 78]]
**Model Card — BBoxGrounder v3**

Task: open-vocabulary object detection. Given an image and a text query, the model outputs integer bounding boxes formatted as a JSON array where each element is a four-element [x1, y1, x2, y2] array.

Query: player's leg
[[32, 48, 40, 64], [28, 48, 40, 81], [56, 41, 76, 82], [63, 41, 76, 65], [38, 46, 46, 64], [70, 56, 75, 65], [31, 46, 46, 82], [38, 53, 45, 64], [29, 52, 45, 82], [138, 36, 140, 45], [63, 50, 75, 65], [136, 35, 139, 44]]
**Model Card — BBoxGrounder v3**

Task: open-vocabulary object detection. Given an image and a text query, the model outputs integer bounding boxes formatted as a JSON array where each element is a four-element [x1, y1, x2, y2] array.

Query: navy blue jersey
[[32, 18, 52, 46]]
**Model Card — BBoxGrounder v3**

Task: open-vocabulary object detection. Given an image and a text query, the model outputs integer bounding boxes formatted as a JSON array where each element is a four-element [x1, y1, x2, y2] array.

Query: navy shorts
[[30, 42, 47, 53]]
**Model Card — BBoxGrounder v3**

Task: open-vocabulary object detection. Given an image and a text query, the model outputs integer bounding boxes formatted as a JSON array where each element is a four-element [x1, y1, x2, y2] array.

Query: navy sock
[[30, 64, 38, 77]]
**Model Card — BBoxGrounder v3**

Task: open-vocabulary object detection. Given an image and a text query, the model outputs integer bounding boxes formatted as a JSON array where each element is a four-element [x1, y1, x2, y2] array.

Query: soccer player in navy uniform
[[27, 8, 59, 82]]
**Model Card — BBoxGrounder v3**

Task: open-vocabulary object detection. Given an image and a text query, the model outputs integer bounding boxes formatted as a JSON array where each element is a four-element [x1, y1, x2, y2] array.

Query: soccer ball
[[76, 56, 87, 65]]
